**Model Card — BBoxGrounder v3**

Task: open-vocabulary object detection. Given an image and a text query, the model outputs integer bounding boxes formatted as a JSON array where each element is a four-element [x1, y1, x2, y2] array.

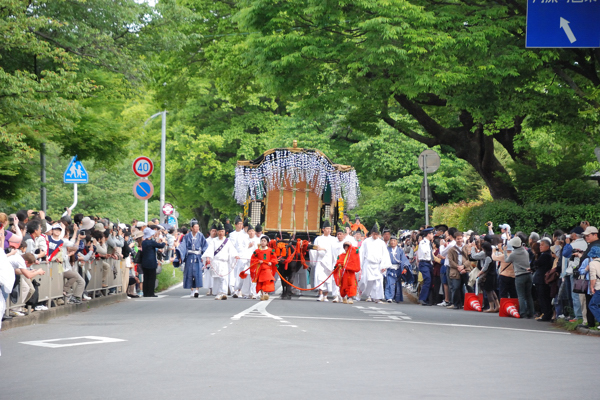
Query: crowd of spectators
[[389, 221, 600, 327], [0, 210, 180, 324]]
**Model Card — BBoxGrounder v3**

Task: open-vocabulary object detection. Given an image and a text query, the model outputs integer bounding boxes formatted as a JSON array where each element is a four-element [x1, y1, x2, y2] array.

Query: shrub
[[432, 200, 600, 234]]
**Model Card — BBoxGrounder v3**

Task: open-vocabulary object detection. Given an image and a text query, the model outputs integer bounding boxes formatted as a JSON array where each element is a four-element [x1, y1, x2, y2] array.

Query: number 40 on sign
[[132, 156, 154, 178]]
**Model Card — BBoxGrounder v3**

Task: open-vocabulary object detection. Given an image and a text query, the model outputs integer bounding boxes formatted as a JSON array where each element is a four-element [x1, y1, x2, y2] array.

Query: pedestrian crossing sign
[[63, 156, 89, 184]]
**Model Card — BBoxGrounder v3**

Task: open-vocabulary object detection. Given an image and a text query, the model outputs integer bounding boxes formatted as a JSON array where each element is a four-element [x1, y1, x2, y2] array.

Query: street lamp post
[[145, 110, 167, 224]]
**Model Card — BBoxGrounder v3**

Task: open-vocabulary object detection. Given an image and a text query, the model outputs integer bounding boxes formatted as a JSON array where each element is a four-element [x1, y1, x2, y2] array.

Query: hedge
[[431, 200, 600, 235]]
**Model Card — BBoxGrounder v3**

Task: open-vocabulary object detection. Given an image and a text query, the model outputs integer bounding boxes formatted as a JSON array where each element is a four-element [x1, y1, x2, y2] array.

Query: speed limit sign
[[132, 156, 154, 178]]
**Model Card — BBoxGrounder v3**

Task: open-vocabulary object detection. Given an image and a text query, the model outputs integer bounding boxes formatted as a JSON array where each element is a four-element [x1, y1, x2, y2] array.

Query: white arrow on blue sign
[[526, 1, 600, 48], [63, 157, 89, 184]]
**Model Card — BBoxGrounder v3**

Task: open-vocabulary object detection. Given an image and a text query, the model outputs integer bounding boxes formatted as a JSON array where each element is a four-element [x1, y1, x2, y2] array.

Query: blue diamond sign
[[527, 0, 600, 48], [63, 156, 89, 184]]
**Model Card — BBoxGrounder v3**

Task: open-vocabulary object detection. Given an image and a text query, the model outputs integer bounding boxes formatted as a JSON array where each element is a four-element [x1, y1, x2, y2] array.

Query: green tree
[[235, 0, 600, 202], [0, 0, 183, 200]]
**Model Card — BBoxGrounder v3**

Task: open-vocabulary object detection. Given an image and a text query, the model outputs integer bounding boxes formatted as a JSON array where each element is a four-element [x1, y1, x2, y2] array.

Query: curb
[[575, 326, 600, 336], [2, 293, 127, 331]]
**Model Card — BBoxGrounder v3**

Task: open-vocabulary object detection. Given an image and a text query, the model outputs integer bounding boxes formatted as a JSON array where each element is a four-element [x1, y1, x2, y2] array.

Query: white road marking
[[231, 299, 281, 321], [20, 336, 126, 348], [230, 298, 300, 329], [279, 315, 393, 322], [160, 282, 183, 294]]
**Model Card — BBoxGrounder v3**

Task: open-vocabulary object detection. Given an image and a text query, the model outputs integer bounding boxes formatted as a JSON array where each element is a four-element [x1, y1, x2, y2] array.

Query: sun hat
[[143, 228, 154, 240]]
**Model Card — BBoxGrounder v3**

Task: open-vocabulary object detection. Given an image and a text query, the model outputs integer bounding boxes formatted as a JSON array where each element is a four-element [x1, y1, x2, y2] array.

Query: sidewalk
[[2, 293, 127, 331]]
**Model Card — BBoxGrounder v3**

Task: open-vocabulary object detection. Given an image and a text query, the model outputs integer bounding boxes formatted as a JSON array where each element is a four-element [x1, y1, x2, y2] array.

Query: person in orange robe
[[333, 242, 361, 304], [249, 235, 279, 300], [350, 216, 367, 236]]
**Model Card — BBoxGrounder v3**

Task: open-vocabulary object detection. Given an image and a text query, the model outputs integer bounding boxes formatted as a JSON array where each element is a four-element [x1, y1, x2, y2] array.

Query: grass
[[555, 318, 599, 331], [157, 263, 183, 292]]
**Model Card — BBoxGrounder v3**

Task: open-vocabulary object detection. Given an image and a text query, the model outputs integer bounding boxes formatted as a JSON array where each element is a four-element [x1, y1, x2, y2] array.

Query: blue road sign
[[63, 157, 89, 184], [168, 216, 177, 225], [133, 178, 154, 201], [527, 1, 600, 48]]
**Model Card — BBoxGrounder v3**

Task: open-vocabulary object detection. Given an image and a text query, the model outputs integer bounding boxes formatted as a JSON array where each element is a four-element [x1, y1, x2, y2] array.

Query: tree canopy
[[3, 0, 600, 230]]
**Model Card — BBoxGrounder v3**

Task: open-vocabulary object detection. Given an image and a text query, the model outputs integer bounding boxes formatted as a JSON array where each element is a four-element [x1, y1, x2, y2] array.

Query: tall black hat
[[210, 220, 217, 230], [234, 215, 242, 224], [371, 222, 380, 234], [247, 223, 255, 231], [255, 224, 263, 233], [344, 222, 351, 229], [322, 220, 331, 229], [216, 221, 225, 231], [243, 218, 249, 228]]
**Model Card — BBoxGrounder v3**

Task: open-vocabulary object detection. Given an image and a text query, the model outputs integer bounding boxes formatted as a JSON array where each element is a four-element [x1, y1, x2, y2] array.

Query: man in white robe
[[359, 224, 391, 303], [228, 215, 249, 297], [202, 222, 239, 300], [311, 220, 337, 302], [236, 223, 260, 299], [203, 222, 218, 296]]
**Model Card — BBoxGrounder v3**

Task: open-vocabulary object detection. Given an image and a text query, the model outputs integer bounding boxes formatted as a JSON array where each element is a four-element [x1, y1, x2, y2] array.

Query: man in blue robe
[[178, 219, 208, 298]]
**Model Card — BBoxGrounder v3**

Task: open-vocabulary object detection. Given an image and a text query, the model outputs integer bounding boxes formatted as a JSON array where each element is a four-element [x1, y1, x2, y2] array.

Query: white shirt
[[440, 240, 456, 266], [8, 253, 26, 270], [0, 249, 16, 293], [456, 245, 464, 265], [417, 238, 432, 262]]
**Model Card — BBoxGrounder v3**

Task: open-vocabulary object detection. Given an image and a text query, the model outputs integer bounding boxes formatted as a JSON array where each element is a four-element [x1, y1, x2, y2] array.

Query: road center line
[[397, 320, 571, 335]]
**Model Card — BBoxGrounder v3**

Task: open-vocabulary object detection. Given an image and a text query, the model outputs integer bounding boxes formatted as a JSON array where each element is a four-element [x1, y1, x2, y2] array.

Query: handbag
[[133, 250, 142, 265], [572, 277, 588, 294], [544, 266, 560, 285]]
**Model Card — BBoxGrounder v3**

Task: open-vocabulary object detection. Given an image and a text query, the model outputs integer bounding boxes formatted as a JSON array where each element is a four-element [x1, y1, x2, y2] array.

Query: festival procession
[[4, 2, 600, 398], [153, 140, 599, 326]]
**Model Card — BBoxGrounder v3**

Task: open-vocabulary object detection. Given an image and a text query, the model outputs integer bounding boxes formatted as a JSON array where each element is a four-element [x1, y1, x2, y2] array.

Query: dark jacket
[[533, 250, 553, 285], [141, 239, 166, 270]]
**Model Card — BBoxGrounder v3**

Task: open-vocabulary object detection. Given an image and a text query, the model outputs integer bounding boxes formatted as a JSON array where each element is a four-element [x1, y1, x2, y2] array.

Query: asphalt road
[[1, 284, 597, 400]]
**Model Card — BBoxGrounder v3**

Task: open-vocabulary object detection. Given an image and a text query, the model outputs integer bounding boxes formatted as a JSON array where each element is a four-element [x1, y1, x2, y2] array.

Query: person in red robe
[[333, 242, 361, 304], [249, 235, 279, 300]]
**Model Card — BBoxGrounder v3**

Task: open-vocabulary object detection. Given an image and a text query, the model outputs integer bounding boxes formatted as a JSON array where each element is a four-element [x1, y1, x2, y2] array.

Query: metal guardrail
[[5, 258, 127, 317]]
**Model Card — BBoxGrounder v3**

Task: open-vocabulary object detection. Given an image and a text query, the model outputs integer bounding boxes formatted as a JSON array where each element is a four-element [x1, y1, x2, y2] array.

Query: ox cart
[[234, 140, 361, 298]]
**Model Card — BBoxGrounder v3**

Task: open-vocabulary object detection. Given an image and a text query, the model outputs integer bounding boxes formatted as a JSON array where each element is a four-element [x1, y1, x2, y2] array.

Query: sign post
[[418, 150, 440, 227], [526, 1, 600, 48], [63, 156, 89, 216]]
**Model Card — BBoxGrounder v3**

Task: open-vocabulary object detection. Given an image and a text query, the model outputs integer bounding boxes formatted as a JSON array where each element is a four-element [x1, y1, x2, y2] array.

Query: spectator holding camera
[[141, 228, 166, 297], [91, 224, 110, 288]]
